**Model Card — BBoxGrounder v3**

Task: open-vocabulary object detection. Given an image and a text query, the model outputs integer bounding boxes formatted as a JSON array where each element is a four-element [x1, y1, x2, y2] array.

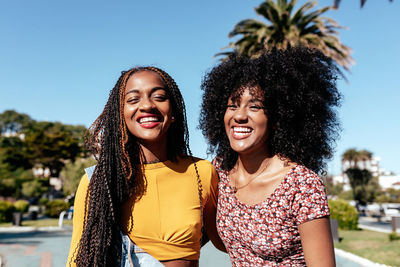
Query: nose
[[139, 97, 156, 111], [233, 106, 248, 123]]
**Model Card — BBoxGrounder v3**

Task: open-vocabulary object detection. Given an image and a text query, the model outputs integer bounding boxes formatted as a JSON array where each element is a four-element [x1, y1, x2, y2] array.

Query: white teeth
[[139, 117, 159, 123], [233, 127, 252, 133], [234, 132, 250, 137]]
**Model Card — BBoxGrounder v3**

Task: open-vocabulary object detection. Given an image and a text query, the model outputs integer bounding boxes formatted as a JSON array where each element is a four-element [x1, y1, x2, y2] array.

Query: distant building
[[32, 166, 51, 178], [341, 156, 380, 177], [1, 132, 25, 140], [332, 156, 399, 191], [332, 174, 351, 191], [49, 177, 63, 191], [32, 165, 63, 191], [379, 173, 400, 190]]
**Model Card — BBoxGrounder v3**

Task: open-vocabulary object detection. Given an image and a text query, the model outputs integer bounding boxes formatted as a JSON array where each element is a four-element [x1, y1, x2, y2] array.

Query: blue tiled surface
[[0, 227, 364, 267]]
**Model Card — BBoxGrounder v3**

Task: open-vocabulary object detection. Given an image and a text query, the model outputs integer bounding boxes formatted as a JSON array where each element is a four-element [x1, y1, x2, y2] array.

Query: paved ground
[[0, 225, 373, 267], [0, 227, 231, 267], [358, 215, 399, 233], [0, 227, 72, 267]]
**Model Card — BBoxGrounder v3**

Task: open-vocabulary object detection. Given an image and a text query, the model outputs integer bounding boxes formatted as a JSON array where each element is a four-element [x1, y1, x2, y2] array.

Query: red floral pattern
[[213, 160, 330, 266]]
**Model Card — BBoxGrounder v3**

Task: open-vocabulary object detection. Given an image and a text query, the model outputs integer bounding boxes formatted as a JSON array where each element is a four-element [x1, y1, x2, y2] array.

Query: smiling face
[[224, 86, 269, 156], [123, 70, 174, 147]]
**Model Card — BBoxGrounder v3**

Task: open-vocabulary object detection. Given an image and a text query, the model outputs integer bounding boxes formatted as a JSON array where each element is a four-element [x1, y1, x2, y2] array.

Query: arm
[[66, 174, 89, 267], [203, 166, 227, 252], [292, 167, 334, 266], [298, 216, 335, 267]]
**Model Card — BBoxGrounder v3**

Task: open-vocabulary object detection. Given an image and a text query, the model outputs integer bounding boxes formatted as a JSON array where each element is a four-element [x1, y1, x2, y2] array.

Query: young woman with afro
[[67, 67, 225, 267], [200, 47, 340, 266]]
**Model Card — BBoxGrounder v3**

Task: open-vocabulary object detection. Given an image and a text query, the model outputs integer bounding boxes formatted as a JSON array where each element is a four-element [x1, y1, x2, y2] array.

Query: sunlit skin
[[298, 217, 335, 267], [224, 87, 269, 157], [224, 87, 335, 266], [124, 70, 175, 164], [224, 87, 293, 205], [123, 71, 198, 267]]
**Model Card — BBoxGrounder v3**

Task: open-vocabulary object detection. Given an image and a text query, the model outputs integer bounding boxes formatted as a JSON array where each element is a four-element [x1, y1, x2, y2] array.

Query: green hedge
[[389, 232, 400, 241], [39, 198, 49, 206], [14, 200, 29, 213], [45, 199, 70, 218], [329, 199, 359, 230], [0, 201, 16, 222]]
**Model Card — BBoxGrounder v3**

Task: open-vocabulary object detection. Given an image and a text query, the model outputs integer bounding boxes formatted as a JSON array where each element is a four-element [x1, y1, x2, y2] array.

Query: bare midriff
[[161, 259, 198, 267]]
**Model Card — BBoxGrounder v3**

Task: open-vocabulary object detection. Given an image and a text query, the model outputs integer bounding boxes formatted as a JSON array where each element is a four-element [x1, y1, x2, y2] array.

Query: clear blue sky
[[1, 0, 399, 175]]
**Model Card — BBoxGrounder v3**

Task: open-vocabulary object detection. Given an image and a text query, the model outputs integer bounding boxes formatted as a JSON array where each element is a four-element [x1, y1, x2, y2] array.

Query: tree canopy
[[23, 121, 84, 177], [342, 148, 377, 204], [61, 157, 97, 196], [0, 110, 32, 135], [0, 109, 88, 181], [217, 0, 353, 75], [341, 148, 373, 170]]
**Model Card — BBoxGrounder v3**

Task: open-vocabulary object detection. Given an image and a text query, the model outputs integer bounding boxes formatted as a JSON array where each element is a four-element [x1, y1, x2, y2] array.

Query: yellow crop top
[[67, 157, 225, 265]]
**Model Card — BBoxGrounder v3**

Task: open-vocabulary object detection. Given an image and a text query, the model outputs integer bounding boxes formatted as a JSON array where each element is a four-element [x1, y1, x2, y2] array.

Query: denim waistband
[[132, 243, 146, 253], [120, 232, 164, 266]]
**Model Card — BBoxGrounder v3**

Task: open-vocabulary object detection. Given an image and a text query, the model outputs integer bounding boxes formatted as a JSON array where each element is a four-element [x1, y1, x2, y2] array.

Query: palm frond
[[216, 0, 354, 76], [334, 0, 393, 9], [291, 1, 316, 23]]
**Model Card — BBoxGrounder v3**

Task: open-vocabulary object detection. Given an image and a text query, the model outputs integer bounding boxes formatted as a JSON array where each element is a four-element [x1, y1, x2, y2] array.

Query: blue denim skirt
[[121, 233, 164, 267]]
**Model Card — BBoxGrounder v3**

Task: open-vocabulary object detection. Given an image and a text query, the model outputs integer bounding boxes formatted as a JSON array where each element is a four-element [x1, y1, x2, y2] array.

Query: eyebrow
[[228, 98, 263, 103], [125, 86, 166, 95], [249, 98, 263, 103]]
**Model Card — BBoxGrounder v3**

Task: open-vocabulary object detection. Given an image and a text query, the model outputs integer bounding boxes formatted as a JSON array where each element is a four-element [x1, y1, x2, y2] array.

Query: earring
[[171, 116, 175, 122]]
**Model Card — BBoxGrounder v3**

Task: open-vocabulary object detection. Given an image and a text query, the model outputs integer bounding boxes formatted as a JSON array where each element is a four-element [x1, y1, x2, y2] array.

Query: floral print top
[[213, 159, 330, 266]]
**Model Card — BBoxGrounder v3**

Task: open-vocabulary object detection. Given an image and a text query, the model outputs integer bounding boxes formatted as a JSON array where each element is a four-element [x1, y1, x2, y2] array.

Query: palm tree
[[341, 148, 360, 170], [217, 0, 354, 73], [358, 149, 373, 169], [342, 148, 374, 205], [341, 148, 373, 171], [333, 0, 393, 9], [345, 167, 372, 205]]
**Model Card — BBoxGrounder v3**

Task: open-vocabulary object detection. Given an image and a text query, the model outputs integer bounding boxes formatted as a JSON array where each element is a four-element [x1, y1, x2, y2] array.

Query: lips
[[231, 126, 253, 139], [137, 115, 162, 128]]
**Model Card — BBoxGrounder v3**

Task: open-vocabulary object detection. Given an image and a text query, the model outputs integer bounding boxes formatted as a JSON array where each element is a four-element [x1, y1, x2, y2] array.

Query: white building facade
[[333, 156, 400, 191]]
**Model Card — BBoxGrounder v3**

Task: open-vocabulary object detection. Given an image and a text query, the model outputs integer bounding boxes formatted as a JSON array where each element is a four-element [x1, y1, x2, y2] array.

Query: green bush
[[389, 232, 400, 241], [14, 200, 29, 213], [45, 199, 70, 218], [328, 199, 359, 230], [0, 201, 16, 222], [338, 190, 353, 201], [61, 157, 97, 196], [39, 198, 49, 206], [22, 179, 47, 198]]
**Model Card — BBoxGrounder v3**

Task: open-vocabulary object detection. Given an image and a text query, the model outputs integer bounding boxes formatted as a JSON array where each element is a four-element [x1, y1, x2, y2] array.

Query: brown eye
[[126, 97, 139, 104], [153, 95, 168, 101], [249, 105, 263, 111], [226, 104, 237, 110]]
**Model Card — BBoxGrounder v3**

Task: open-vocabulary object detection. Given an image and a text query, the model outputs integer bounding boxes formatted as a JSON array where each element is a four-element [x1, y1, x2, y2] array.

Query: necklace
[[231, 160, 271, 193]]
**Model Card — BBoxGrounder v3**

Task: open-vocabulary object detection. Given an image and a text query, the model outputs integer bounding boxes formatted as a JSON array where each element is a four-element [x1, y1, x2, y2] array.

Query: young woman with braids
[[67, 67, 225, 266], [200, 47, 338, 266]]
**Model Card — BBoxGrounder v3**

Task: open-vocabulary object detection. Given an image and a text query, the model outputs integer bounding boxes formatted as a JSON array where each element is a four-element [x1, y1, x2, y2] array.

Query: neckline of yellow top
[[140, 160, 173, 170], [136, 156, 195, 170], [139, 156, 190, 170]]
